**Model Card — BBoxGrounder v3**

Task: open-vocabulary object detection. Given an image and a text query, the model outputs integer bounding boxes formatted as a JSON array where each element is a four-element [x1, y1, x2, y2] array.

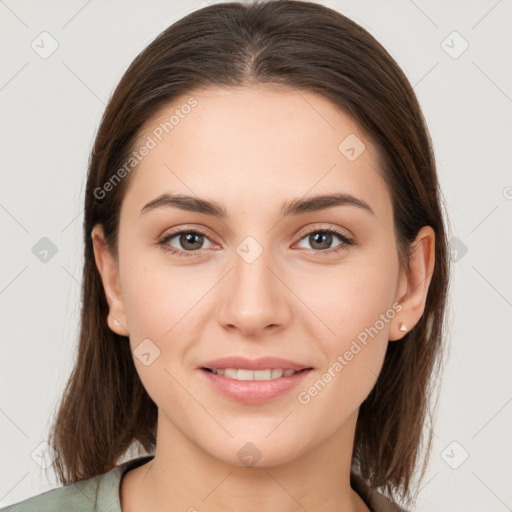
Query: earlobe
[[91, 224, 129, 337], [107, 313, 129, 336], [390, 226, 436, 342], [388, 306, 408, 342]]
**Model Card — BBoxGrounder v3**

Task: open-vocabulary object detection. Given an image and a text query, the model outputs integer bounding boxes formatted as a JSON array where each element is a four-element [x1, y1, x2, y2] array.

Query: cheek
[[297, 245, 399, 399], [118, 253, 216, 390], [301, 250, 399, 346], [293, 272, 397, 438], [118, 256, 208, 409], [120, 253, 209, 341]]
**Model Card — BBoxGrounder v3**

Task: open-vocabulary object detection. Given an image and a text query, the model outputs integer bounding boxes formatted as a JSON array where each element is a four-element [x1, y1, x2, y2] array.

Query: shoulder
[[351, 472, 410, 512], [0, 456, 154, 512], [0, 474, 104, 512]]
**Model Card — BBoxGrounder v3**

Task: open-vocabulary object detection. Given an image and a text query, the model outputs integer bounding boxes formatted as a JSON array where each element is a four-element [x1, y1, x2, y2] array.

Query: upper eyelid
[[295, 223, 352, 239]]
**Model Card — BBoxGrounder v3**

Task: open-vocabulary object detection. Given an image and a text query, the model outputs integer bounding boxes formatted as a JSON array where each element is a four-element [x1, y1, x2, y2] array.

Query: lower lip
[[198, 368, 312, 404]]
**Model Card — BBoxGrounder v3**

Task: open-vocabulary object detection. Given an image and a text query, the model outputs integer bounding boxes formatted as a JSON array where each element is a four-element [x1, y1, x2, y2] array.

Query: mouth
[[198, 366, 314, 404], [200, 367, 312, 381]]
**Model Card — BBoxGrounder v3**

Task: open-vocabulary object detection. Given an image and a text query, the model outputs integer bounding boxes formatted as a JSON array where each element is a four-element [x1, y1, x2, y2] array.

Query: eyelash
[[158, 226, 354, 258]]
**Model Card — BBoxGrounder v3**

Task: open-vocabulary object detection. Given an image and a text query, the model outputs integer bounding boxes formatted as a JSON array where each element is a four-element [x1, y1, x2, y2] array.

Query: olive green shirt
[[1, 455, 407, 512]]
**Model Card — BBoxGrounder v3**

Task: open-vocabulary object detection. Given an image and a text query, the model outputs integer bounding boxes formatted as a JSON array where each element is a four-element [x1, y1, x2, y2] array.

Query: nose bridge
[[217, 234, 288, 334]]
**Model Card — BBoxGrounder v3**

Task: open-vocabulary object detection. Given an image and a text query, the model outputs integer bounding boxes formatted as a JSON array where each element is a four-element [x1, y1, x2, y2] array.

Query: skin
[[92, 85, 435, 512]]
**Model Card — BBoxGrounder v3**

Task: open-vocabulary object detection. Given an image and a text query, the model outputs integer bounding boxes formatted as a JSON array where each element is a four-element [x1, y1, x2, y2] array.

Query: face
[[93, 85, 423, 468]]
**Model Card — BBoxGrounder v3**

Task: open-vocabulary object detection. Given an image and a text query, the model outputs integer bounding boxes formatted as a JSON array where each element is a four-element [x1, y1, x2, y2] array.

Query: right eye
[[158, 229, 215, 257]]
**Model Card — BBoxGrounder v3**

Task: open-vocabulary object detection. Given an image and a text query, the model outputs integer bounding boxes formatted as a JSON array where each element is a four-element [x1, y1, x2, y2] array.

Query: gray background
[[1, 0, 511, 510]]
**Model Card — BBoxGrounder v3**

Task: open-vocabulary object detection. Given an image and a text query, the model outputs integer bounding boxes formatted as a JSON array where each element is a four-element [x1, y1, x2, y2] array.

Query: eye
[[158, 225, 355, 258], [294, 226, 354, 254], [158, 228, 214, 257]]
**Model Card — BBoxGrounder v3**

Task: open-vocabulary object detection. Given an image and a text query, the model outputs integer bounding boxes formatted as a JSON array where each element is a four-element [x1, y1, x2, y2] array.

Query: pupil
[[311, 232, 331, 250], [182, 232, 202, 250]]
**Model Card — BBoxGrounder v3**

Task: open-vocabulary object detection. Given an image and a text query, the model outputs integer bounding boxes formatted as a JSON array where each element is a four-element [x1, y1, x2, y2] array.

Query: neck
[[120, 409, 370, 512]]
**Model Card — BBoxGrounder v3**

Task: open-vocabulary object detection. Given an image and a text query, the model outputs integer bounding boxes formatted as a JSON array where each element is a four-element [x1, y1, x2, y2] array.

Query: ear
[[389, 225, 436, 341], [91, 224, 129, 336]]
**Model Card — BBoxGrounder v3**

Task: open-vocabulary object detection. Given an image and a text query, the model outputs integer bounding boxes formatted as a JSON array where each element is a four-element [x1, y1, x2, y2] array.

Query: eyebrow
[[140, 192, 375, 218]]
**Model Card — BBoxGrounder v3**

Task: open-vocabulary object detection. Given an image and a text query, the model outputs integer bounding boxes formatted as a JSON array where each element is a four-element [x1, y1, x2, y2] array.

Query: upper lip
[[199, 356, 313, 371]]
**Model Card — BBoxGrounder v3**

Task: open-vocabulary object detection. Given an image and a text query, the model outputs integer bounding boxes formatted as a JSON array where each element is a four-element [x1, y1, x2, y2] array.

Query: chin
[[204, 435, 309, 469]]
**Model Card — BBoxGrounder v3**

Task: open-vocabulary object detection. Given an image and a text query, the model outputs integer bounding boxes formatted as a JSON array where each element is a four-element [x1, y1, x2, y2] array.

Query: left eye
[[295, 228, 353, 252]]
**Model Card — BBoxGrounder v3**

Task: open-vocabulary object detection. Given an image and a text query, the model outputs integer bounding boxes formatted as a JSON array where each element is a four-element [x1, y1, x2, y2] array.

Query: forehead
[[123, 86, 391, 220]]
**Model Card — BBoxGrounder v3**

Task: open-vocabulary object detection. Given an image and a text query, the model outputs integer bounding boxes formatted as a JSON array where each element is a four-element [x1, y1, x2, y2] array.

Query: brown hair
[[46, 0, 451, 508]]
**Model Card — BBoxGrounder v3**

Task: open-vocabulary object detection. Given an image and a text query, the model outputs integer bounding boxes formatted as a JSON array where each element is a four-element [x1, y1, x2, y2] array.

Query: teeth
[[209, 368, 299, 380]]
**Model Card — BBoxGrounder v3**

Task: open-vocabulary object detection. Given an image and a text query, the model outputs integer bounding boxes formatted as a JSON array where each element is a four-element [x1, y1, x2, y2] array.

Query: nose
[[216, 246, 291, 338]]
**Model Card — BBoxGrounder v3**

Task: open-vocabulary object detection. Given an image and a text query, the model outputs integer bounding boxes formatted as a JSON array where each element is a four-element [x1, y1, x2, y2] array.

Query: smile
[[204, 368, 305, 380], [199, 367, 313, 404]]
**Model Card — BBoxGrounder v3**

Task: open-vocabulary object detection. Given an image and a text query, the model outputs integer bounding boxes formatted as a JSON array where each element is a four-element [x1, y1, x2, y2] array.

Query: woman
[[1, 0, 450, 511]]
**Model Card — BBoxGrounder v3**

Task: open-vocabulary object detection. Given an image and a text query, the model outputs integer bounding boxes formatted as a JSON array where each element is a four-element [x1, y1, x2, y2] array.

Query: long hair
[[46, 1, 451, 508]]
